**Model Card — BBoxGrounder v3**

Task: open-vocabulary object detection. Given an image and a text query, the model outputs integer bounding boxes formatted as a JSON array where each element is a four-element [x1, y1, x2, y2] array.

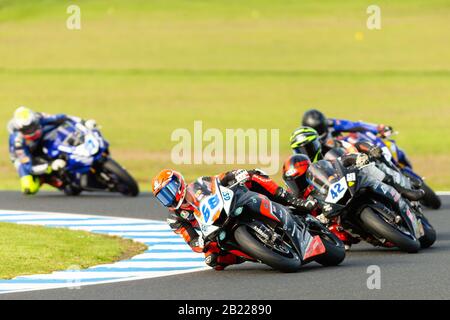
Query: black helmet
[[290, 126, 323, 162], [282, 154, 311, 197], [302, 109, 328, 138]]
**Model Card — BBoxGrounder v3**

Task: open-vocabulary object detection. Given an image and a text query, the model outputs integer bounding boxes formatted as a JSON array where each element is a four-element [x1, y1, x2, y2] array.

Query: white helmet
[[12, 106, 42, 141]]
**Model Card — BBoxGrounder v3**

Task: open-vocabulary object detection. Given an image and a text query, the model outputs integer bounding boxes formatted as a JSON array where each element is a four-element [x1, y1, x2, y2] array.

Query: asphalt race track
[[1, 191, 450, 300]]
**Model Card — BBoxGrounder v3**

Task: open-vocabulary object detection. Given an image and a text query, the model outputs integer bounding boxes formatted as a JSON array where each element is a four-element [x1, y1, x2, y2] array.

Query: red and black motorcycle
[[186, 177, 346, 272]]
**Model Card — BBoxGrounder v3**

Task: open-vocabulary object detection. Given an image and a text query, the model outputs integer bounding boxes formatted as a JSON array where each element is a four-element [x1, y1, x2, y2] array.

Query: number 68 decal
[[200, 195, 220, 223]]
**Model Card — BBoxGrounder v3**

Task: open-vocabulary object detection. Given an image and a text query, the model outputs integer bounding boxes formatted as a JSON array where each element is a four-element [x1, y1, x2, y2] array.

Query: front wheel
[[418, 216, 436, 249], [63, 185, 82, 196], [420, 183, 441, 210], [314, 232, 346, 266], [234, 225, 302, 273], [102, 158, 139, 197], [360, 207, 420, 253]]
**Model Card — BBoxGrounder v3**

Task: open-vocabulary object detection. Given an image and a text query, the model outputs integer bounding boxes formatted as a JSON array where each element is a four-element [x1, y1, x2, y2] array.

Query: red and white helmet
[[151, 169, 187, 210]]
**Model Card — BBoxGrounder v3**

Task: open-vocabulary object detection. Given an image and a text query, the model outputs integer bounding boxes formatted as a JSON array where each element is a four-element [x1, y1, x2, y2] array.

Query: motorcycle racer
[[282, 153, 423, 249], [301, 108, 394, 142], [7, 106, 97, 195], [152, 168, 317, 270], [290, 126, 424, 202], [301, 109, 413, 169]]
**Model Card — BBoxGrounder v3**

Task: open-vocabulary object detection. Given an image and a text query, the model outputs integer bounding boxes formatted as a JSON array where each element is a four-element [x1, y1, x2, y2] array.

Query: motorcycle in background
[[344, 131, 441, 209], [306, 160, 436, 252], [32, 120, 139, 197]]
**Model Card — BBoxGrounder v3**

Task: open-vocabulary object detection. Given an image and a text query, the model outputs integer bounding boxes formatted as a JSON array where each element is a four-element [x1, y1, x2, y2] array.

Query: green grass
[[0, 0, 449, 190], [0, 222, 147, 279]]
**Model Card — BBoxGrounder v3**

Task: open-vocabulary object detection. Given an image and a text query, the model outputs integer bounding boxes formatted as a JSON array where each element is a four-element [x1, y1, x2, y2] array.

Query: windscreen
[[306, 160, 341, 196]]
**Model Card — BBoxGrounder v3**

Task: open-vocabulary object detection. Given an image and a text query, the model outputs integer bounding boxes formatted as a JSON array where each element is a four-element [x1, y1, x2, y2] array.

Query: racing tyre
[[234, 225, 302, 273], [102, 158, 139, 197], [418, 216, 436, 249], [420, 183, 441, 210], [315, 232, 346, 266], [63, 185, 82, 196], [360, 207, 420, 253]]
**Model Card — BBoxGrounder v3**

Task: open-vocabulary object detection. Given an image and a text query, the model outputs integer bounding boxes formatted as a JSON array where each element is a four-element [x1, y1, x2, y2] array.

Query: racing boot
[[408, 175, 423, 189], [204, 243, 246, 271], [383, 176, 425, 201]]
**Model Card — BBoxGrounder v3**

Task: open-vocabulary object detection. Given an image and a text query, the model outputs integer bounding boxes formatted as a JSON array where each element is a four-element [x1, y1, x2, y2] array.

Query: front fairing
[[187, 178, 233, 239], [43, 122, 108, 173], [307, 160, 355, 205]]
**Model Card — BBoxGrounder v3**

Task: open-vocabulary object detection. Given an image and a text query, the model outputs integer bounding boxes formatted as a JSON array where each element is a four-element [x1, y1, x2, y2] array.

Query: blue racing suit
[[326, 119, 410, 169], [328, 118, 379, 135], [8, 113, 80, 194]]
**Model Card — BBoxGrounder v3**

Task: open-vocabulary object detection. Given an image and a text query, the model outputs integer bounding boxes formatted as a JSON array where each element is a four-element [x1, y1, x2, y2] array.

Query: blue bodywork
[[342, 131, 422, 181], [42, 121, 109, 182]]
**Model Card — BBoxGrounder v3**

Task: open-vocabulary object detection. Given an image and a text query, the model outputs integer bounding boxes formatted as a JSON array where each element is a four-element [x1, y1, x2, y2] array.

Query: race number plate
[[325, 177, 348, 204]]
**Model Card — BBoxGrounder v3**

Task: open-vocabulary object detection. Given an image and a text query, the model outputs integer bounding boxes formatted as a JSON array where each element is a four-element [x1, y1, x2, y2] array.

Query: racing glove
[[51, 159, 67, 171], [84, 119, 98, 130], [377, 124, 394, 138], [355, 153, 370, 168], [368, 146, 383, 160], [274, 187, 318, 214]]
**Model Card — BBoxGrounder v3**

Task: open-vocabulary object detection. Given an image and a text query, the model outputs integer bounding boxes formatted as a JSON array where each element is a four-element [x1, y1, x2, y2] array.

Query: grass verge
[[0, 222, 147, 279]]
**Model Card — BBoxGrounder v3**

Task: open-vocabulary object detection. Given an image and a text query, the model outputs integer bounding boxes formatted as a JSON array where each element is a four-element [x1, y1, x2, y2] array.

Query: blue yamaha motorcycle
[[38, 121, 139, 197], [343, 131, 441, 209]]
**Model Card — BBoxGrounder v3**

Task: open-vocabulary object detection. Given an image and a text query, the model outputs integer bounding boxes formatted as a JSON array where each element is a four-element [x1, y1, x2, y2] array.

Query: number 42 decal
[[325, 177, 348, 204]]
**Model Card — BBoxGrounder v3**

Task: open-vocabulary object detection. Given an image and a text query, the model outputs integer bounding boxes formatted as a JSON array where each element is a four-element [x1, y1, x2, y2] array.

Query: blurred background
[[0, 0, 449, 191]]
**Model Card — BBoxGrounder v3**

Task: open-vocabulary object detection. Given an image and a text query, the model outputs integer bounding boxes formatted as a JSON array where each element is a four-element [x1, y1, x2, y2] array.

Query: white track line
[[0, 209, 207, 295]]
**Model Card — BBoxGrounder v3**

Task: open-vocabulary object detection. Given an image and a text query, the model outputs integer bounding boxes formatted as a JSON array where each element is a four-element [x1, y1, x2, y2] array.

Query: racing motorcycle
[[32, 120, 139, 197], [307, 160, 436, 253], [343, 131, 441, 209], [187, 177, 346, 272]]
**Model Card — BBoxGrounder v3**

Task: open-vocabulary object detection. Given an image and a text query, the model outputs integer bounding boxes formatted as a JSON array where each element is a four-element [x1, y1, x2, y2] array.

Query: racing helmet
[[282, 154, 311, 197], [152, 169, 187, 210], [302, 109, 328, 139], [13, 106, 42, 141], [290, 126, 323, 162]]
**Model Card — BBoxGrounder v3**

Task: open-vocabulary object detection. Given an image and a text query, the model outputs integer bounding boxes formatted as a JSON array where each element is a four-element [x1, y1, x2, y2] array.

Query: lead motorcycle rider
[[7, 106, 97, 195], [152, 169, 318, 270]]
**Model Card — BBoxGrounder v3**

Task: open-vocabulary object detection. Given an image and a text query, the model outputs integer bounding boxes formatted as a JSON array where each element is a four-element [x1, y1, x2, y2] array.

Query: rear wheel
[[360, 207, 420, 253], [102, 158, 139, 197], [420, 183, 441, 210], [234, 225, 302, 273]]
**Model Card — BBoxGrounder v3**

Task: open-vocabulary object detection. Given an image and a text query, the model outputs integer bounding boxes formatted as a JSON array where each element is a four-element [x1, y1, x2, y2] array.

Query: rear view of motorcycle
[[187, 177, 346, 272], [39, 121, 139, 197], [307, 160, 436, 253]]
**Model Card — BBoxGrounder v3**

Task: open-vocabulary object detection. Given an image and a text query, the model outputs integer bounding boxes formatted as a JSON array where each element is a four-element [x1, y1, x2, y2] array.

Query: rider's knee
[[21, 175, 40, 195]]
